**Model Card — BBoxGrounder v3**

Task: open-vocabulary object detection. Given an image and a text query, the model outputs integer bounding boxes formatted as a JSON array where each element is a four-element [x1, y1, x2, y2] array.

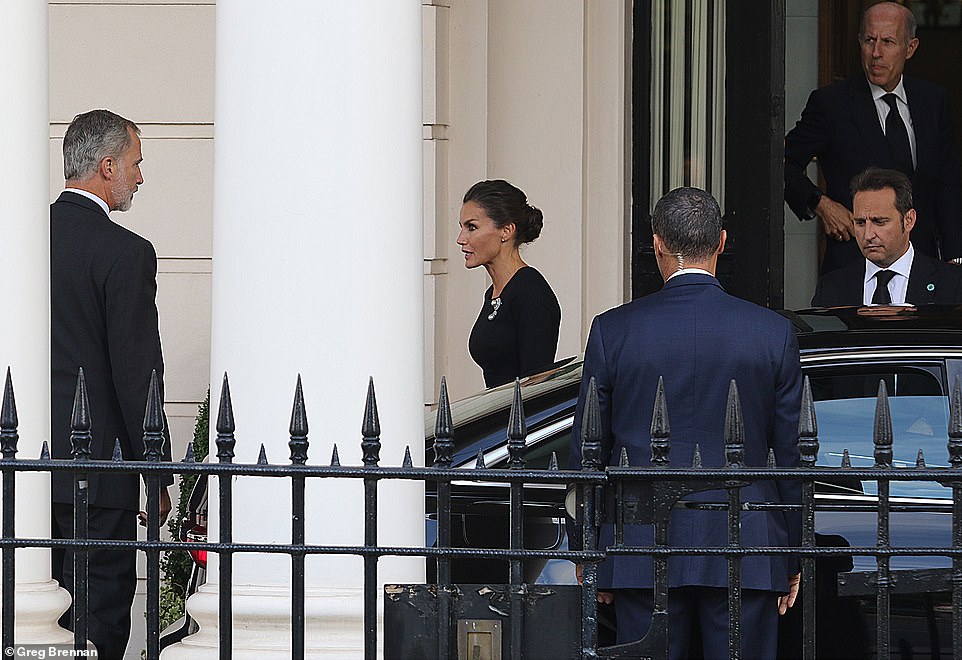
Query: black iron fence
[[2, 365, 962, 659]]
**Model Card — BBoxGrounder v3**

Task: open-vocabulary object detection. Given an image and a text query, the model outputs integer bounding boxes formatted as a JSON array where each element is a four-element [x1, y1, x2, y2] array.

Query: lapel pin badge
[[927, 283, 936, 292]]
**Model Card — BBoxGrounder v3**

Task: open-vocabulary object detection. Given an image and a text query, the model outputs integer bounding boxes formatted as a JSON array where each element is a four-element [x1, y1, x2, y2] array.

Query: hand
[[778, 573, 800, 615], [815, 195, 855, 242], [575, 564, 615, 604], [138, 486, 173, 527]]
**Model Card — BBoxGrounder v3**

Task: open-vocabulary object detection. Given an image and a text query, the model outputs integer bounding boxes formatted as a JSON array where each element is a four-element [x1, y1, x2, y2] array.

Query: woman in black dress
[[457, 179, 561, 388]]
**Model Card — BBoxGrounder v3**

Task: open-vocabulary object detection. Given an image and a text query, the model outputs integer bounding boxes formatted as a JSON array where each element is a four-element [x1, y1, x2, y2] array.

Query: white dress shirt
[[870, 76, 917, 169], [64, 187, 110, 216], [667, 267, 714, 281], [864, 243, 914, 305]]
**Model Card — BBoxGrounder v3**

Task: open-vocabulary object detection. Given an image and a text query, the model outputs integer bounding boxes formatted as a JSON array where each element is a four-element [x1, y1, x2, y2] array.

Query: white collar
[[864, 242, 914, 283], [64, 188, 110, 216], [667, 267, 714, 281], [869, 77, 907, 105]]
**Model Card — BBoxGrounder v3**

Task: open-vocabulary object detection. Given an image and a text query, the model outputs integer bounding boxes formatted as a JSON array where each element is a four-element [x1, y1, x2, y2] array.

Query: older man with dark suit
[[50, 109, 173, 658], [785, 1, 962, 274], [570, 187, 802, 659], [812, 167, 962, 306]]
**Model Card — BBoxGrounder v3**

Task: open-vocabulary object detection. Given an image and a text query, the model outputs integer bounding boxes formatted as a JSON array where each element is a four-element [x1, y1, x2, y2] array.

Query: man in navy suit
[[571, 187, 802, 659], [785, 1, 962, 274], [50, 109, 173, 658], [812, 167, 962, 306]]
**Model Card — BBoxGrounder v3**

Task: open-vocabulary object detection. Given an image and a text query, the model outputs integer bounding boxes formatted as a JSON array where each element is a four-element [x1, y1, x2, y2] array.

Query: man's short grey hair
[[858, 2, 917, 43], [63, 110, 139, 181], [651, 187, 723, 261]]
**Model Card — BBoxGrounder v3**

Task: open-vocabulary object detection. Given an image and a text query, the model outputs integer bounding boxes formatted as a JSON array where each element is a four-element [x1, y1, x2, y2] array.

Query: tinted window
[[808, 364, 948, 499]]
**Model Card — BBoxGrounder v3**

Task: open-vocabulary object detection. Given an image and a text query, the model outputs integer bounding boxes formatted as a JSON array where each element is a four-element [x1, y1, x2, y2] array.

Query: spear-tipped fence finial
[[798, 375, 819, 467], [112, 439, 123, 461], [142, 370, 165, 462], [620, 447, 630, 468], [724, 380, 745, 468], [841, 449, 852, 469], [507, 379, 527, 469], [288, 374, 309, 465], [216, 372, 236, 464], [1, 367, 19, 460], [69, 368, 92, 461], [474, 449, 486, 470], [330, 444, 341, 467], [433, 376, 454, 468], [580, 377, 603, 472], [650, 376, 671, 467], [402, 446, 413, 468], [873, 379, 893, 468], [257, 444, 268, 465], [183, 442, 196, 463], [361, 377, 381, 467]]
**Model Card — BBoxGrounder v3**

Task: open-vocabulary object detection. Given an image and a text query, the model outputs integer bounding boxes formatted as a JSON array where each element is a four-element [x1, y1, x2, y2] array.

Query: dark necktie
[[872, 269, 896, 304], [883, 93, 914, 177]]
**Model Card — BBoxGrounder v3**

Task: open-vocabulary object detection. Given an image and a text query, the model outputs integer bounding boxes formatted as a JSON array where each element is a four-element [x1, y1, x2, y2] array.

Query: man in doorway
[[812, 167, 962, 306], [785, 1, 962, 274], [50, 109, 173, 658], [570, 187, 801, 659]]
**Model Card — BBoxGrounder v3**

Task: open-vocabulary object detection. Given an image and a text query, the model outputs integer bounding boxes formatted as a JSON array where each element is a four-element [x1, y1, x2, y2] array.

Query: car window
[[808, 365, 948, 500]]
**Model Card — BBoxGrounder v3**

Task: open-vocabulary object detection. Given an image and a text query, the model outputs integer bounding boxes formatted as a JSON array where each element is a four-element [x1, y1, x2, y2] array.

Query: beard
[[110, 173, 136, 212]]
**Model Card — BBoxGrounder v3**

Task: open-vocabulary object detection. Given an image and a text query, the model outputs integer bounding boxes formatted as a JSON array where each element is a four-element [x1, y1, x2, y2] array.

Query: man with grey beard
[[50, 109, 173, 658]]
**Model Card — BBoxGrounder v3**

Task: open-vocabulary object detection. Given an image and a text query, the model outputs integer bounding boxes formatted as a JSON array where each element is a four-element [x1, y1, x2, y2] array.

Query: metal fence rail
[[1, 366, 961, 659]]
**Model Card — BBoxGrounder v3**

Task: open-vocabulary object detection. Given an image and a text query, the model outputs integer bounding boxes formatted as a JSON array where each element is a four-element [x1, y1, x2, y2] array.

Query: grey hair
[[63, 110, 139, 181], [859, 2, 917, 43], [651, 187, 723, 261]]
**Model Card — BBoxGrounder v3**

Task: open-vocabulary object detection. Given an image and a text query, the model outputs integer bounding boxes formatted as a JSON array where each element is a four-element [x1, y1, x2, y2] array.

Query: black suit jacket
[[785, 74, 962, 273], [811, 250, 962, 307], [50, 191, 171, 510]]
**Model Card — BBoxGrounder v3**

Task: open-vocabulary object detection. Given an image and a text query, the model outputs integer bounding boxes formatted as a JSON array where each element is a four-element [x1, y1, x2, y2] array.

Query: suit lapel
[[847, 76, 890, 166], [907, 253, 938, 303], [903, 77, 933, 175]]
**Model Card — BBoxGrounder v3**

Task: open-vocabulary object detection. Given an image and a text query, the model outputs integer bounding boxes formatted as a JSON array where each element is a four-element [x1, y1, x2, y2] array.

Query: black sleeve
[[785, 88, 829, 221], [105, 239, 174, 482], [515, 273, 561, 378]]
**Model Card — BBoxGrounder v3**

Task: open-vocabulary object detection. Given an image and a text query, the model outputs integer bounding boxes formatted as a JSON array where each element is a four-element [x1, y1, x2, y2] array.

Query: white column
[[0, 0, 72, 644], [163, 2, 424, 658]]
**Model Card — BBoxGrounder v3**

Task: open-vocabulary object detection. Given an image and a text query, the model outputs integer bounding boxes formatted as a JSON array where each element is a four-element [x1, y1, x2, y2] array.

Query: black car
[[425, 305, 962, 657]]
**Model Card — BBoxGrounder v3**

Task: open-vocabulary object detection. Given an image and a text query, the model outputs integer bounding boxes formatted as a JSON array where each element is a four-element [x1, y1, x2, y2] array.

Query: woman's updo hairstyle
[[463, 179, 544, 246]]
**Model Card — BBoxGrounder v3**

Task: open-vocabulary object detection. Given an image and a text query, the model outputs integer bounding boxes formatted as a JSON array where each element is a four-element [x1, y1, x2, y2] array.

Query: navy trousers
[[614, 587, 778, 660]]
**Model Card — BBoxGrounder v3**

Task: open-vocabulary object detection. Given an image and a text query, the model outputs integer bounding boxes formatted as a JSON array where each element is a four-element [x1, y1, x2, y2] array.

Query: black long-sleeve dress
[[468, 266, 561, 388]]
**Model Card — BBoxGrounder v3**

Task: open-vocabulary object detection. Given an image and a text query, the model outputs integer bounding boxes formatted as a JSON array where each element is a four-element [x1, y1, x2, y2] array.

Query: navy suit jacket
[[50, 191, 172, 510], [570, 274, 802, 592], [811, 250, 962, 307], [785, 74, 962, 273]]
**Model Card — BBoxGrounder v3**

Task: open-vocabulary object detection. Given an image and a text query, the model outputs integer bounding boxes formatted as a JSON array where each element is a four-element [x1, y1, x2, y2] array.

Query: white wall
[[428, 0, 628, 402]]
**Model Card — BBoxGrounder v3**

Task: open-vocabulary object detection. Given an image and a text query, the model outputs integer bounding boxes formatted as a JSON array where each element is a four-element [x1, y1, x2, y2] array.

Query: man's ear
[[98, 156, 116, 180], [903, 209, 917, 233], [906, 37, 919, 60], [716, 229, 727, 255], [653, 233, 665, 256]]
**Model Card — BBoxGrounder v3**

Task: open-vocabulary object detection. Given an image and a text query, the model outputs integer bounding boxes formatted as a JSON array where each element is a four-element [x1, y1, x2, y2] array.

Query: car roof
[[783, 305, 962, 351]]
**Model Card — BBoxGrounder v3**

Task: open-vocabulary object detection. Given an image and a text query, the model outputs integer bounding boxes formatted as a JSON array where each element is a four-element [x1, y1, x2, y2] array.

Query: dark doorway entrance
[[631, 1, 787, 308]]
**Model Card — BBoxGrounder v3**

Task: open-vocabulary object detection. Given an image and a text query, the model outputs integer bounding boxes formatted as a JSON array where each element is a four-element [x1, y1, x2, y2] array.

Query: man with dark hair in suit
[[50, 109, 173, 658], [812, 167, 962, 306], [570, 187, 802, 659], [785, 1, 962, 274]]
